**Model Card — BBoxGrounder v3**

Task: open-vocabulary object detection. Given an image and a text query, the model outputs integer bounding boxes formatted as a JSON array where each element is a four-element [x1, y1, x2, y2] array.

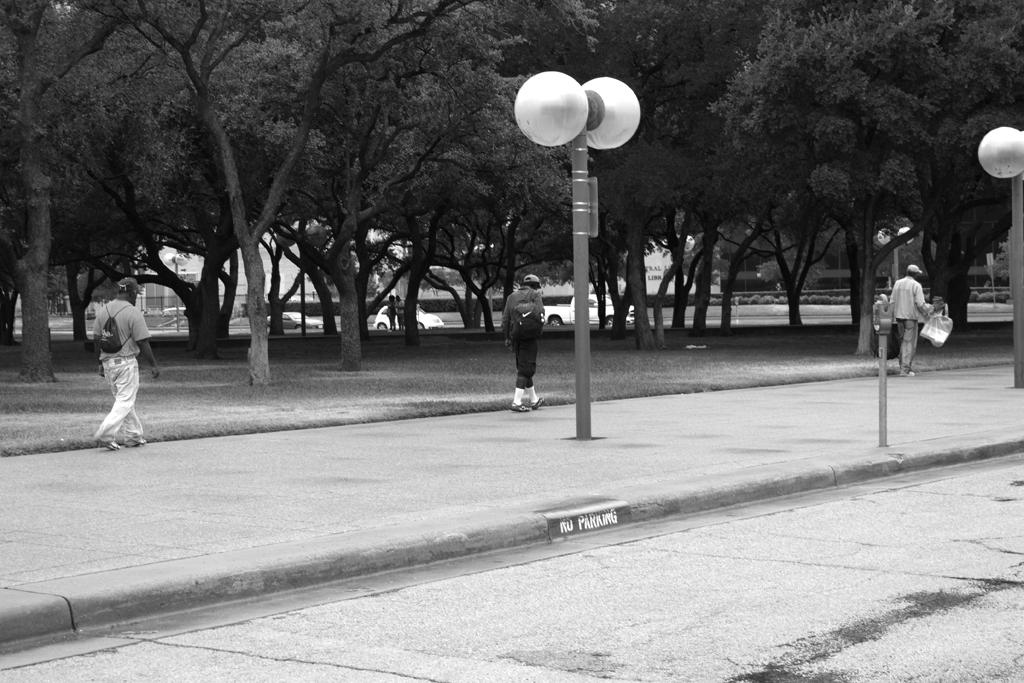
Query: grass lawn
[[0, 325, 1013, 457]]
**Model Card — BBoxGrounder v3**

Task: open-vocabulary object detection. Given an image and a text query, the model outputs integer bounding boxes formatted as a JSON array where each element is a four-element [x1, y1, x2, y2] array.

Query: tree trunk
[[15, 141, 56, 382], [691, 228, 719, 337], [334, 239, 362, 371], [0, 289, 17, 347], [625, 217, 654, 350], [65, 262, 87, 341], [304, 258, 337, 335], [652, 256, 681, 350], [267, 243, 286, 336], [856, 217, 880, 356], [237, 231, 270, 384], [845, 227, 862, 327], [786, 291, 803, 326], [12, 38, 55, 380], [218, 251, 239, 338], [194, 259, 223, 359]]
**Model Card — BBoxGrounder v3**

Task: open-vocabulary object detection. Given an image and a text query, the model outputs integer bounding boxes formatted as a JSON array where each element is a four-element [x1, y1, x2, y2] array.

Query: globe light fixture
[[978, 127, 1024, 387], [515, 71, 640, 439], [978, 127, 1024, 179], [581, 77, 641, 149], [514, 72, 589, 147]]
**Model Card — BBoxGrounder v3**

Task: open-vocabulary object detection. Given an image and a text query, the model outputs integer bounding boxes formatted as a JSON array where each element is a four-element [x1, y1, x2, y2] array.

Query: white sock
[[513, 388, 525, 405], [526, 387, 538, 402]]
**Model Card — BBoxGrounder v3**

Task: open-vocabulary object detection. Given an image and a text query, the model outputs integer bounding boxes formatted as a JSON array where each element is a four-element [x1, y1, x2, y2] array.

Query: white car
[[269, 312, 324, 329], [373, 305, 445, 330]]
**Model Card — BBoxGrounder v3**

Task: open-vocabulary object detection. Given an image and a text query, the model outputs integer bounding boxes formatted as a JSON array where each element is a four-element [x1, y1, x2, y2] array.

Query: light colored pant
[[896, 318, 919, 373], [94, 356, 144, 444]]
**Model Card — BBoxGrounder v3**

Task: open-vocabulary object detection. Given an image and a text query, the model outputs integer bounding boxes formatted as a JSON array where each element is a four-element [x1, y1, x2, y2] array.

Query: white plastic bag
[[921, 312, 953, 348]]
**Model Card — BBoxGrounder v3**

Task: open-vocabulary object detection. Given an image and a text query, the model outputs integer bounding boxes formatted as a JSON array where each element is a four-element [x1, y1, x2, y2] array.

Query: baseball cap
[[117, 277, 139, 292], [906, 265, 922, 276], [522, 274, 541, 286]]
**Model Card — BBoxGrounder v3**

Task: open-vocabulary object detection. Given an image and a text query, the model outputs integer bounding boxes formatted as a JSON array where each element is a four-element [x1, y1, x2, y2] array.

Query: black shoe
[[529, 397, 545, 410], [510, 403, 530, 413]]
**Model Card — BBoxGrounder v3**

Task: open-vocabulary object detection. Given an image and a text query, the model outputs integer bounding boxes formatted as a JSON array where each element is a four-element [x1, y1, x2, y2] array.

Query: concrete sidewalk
[[3, 365, 1024, 652]]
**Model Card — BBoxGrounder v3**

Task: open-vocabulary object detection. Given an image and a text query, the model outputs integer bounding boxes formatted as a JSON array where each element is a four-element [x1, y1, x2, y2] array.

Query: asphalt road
[[5, 455, 1022, 681]]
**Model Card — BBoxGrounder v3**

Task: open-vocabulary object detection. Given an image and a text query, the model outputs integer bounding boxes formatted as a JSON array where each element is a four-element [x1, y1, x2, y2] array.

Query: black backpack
[[99, 304, 126, 353], [512, 294, 544, 340]]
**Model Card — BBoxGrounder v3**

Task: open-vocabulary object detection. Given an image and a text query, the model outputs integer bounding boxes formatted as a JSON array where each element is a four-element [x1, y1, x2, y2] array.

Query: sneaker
[[125, 438, 148, 447], [899, 370, 916, 377], [529, 397, 546, 410], [100, 441, 121, 451], [510, 403, 530, 413]]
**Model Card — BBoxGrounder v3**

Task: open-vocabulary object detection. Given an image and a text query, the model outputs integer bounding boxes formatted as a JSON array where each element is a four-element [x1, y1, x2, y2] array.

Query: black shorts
[[514, 338, 538, 388]]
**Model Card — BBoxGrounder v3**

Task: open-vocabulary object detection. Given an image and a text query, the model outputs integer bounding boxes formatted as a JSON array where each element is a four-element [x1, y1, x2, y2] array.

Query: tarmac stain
[[1010, 480, 1024, 487], [501, 649, 621, 677], [728, 580, 1021, 682]]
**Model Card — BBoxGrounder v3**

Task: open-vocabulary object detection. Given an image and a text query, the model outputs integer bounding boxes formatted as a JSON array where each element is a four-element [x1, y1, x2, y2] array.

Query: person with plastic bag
[[890, 265, 934, 377], [920, 296, 953, 348]]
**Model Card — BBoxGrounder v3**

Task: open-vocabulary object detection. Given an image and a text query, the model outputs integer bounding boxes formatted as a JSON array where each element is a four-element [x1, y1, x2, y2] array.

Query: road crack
[[128, 639, 447, 682]]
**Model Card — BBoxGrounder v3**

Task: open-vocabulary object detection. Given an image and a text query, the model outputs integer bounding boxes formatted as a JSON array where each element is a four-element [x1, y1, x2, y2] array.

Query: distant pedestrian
[[502, 274, 546, 412], [396, 295, 405, 331], [386, 295, 397, 331], [890, 264, 934, 377], [93, 278, 160, 450]]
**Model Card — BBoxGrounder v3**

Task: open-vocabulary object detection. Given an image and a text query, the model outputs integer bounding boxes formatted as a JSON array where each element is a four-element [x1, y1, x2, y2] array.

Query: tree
[[572, 0, 765, 347], [718, 0, 1024, 353], [1, 1, 120, 380], [127, 0, 484, 382]]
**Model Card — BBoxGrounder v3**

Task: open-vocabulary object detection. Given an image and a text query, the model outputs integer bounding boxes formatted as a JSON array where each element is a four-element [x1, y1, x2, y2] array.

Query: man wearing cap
[[890, 264, 934, 377], [93, 278, 160, 450], [502, 274, 546, 412]]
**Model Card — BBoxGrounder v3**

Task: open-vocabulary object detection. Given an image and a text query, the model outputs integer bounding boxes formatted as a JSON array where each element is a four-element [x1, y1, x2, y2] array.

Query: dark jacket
[[502, 287, 544, 341]]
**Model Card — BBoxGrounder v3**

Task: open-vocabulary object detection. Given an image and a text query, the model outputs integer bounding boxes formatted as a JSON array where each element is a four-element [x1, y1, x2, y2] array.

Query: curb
[[3, 437, 1023, 653]]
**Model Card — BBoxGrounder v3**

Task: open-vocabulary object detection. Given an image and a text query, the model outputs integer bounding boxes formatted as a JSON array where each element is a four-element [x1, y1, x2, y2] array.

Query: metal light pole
[[978, 127, 1024, 388], [514, 72, 641, 439], [570, 130, 593, 437], [893, 225, 910, 285], [160, 249, 188, 333]]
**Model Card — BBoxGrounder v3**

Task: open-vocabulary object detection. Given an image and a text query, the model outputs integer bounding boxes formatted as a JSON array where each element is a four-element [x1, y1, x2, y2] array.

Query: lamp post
[[514, 72, 640, 440], [978, 126, 1024, 388], [160, 249, 189, 333], [875, 225, 911, 289], [893, 225, 910, 284]]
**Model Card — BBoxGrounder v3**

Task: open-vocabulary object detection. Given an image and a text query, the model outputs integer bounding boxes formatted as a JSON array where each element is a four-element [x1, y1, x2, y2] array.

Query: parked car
[[373, 305, 445, 330], [268, 312, 324, 329], [543, 297, 616, 326]]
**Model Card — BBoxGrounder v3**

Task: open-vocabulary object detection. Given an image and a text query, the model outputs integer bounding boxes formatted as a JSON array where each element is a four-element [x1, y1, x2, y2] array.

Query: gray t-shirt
[[93, 300, 151, 359]]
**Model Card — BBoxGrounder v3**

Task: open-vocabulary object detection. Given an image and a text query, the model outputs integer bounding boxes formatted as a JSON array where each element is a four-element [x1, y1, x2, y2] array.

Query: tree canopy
[[4, 0, 1024, 383]]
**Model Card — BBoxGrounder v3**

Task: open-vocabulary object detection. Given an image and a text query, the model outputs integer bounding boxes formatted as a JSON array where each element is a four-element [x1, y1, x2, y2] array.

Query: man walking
[[93, 278, 160, 450], [502, 274, 545, 412], [890, 264, 934, 377]]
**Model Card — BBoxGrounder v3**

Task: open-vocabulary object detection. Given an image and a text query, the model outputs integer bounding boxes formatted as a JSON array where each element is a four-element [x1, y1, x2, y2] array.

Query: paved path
[[3, 365, 1024, 652]]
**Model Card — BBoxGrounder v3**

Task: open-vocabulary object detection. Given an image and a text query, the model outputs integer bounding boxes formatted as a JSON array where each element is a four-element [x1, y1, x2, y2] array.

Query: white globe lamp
[[514, 72, 589, 147], [581, 77, 641, 149], [978, 127, 1024, 179]]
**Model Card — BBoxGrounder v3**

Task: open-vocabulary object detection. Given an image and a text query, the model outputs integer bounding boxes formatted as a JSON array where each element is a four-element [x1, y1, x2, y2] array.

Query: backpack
[[99, 304, 126, 353], [511, 293, 544, 340]]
